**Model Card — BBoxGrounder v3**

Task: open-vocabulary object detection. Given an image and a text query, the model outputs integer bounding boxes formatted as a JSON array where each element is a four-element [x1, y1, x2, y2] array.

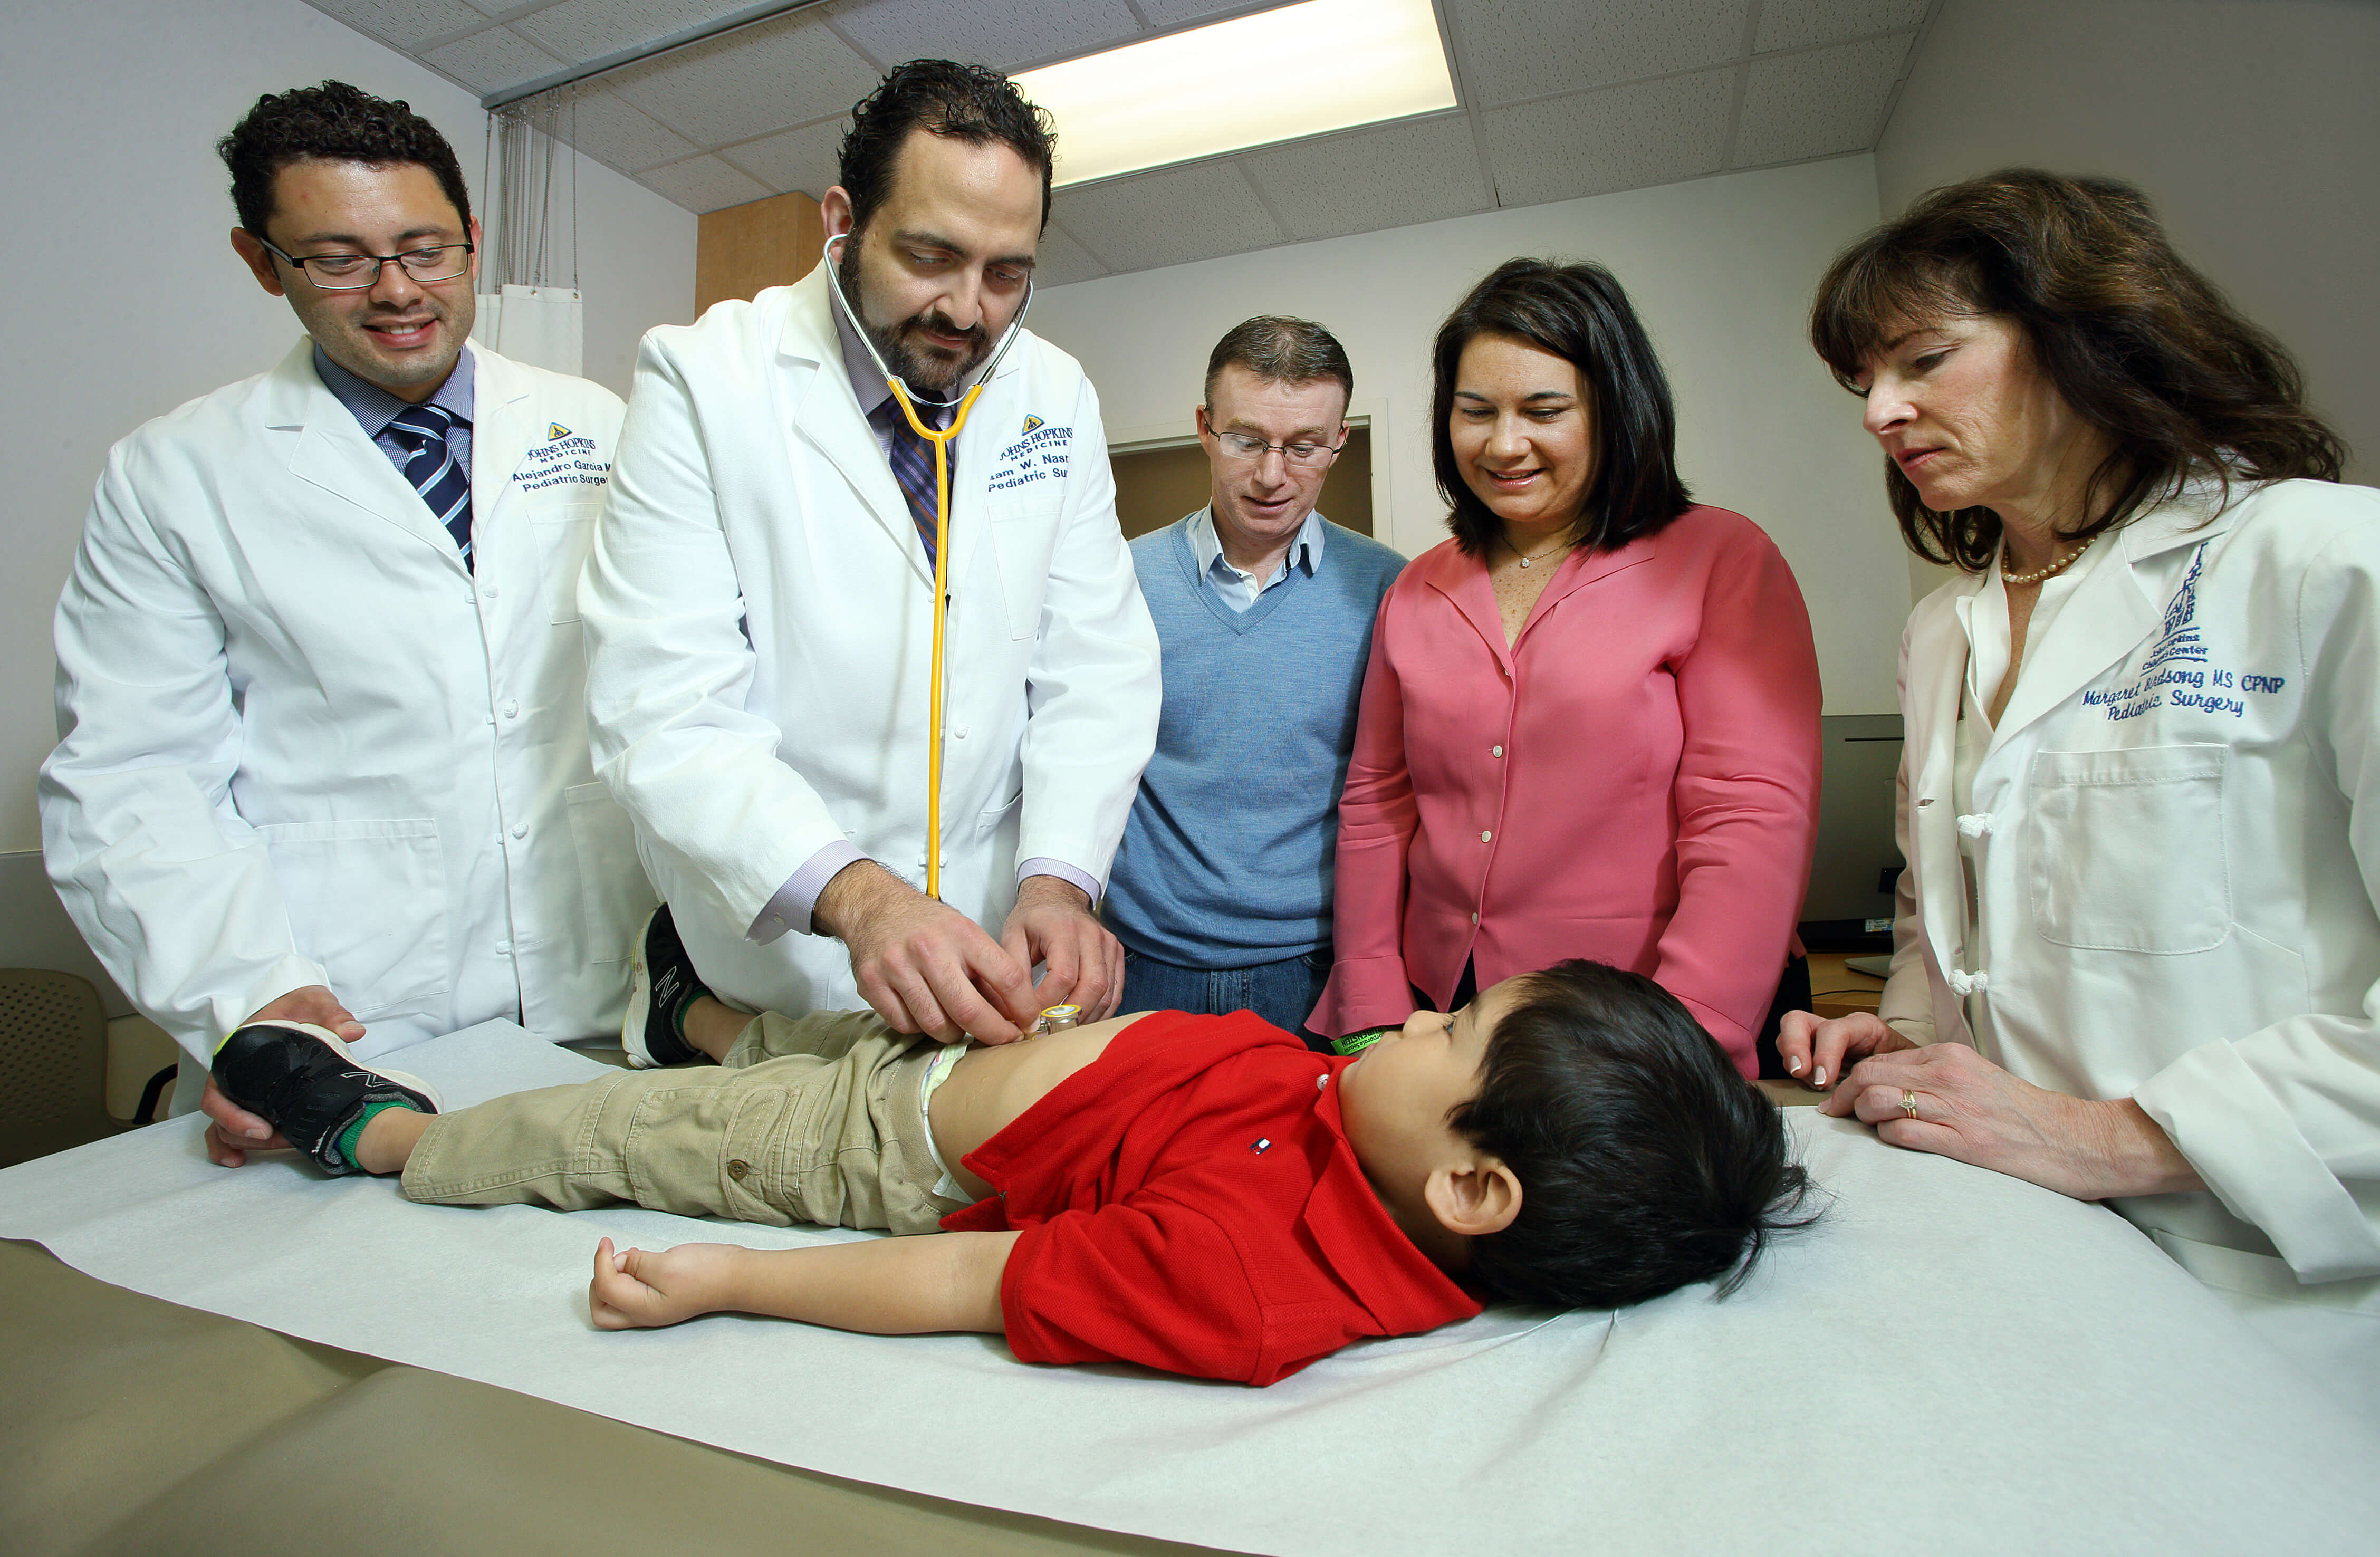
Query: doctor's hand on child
[[202, 984, 366, 1167], [590, 1237, 737, 1329], [1001, 874, 1124, 1026], [815, 861, 1035, 1045]]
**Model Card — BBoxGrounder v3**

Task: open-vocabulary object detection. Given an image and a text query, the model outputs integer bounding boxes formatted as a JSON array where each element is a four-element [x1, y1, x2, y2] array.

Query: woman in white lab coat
[[1779, 169, 2379, 1419]]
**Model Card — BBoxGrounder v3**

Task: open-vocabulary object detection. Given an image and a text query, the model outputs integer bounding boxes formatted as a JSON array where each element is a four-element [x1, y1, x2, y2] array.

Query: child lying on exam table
[[210, 957, 1809, 1385]]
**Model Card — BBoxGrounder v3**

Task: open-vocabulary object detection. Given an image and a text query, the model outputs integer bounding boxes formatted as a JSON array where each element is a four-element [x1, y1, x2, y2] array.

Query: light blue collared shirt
[[312, 342, 475, 478], [1187, 506, 1328, 612]]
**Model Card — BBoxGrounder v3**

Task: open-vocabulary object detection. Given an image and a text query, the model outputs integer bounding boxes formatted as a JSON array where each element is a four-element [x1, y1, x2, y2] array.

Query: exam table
[[4, 1026, 2375, 1557]]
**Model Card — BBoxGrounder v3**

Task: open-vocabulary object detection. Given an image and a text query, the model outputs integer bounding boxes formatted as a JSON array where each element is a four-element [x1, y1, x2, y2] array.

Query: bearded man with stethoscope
[[582, 61, 1159, 1055]]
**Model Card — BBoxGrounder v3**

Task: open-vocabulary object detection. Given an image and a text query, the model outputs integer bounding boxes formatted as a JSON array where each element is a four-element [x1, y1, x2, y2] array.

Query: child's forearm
[[724, 1231, 1019, 1334]]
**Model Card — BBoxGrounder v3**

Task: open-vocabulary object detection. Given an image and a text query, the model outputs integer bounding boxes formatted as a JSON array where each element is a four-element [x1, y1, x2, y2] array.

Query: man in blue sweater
[[1105, 319, 1407, 1046]]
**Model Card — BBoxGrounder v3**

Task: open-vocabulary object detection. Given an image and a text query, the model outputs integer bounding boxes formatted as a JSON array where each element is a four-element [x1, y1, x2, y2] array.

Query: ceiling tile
[[827, 0, 1146, 72], [513, 0, 757, 68], [721, 117, 847, 197], [1479, 68, 1735, 207], [424, 25, 563, 93], [1731, 33, 1911, 165], [1449, 0, 1750, 108], [635, 154, 775, 214], [550, 88, 700, 173], [1128, 0, 1268, 23], [608, 10, 883, 146], [305, 0, 491, 50], [1241, 113, 1491, 243], [1754, 0, 1932, 54], [459, 0, 512, 13], [1053, 161, 1284, 274], [1029, 222, 1109, 287]]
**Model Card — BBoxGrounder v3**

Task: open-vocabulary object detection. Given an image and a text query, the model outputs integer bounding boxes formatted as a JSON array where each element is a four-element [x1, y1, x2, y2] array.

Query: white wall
[[0, 0, 696, 856], [1032, 157, 1907, 715], [1877, 0, 2380, 487]]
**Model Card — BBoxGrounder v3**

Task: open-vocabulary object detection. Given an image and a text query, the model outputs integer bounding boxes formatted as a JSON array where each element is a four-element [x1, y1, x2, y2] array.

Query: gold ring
[[1901, 1089, 1919, 1118]]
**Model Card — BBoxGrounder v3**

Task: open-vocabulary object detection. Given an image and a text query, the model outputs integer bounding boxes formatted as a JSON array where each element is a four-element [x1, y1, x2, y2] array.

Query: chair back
[[0, 967, 118, 1168]]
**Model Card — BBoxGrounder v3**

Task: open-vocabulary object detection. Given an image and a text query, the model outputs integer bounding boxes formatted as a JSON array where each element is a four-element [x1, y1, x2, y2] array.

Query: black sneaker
[[210, 1022, 441, 1175], [624, 904, 708, 1068]]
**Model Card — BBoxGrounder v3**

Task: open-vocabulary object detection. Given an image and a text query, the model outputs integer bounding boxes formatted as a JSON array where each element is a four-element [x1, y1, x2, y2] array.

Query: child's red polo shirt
[[944, 1011, 1482, 1385]]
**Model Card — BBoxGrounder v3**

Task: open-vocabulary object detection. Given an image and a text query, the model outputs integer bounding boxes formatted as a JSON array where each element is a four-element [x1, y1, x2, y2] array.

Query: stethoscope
[[822, 233, 1035, 904]]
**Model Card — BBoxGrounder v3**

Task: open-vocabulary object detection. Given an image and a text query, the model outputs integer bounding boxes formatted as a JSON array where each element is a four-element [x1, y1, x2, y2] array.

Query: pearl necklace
[[2001, 532, 2096, 587]]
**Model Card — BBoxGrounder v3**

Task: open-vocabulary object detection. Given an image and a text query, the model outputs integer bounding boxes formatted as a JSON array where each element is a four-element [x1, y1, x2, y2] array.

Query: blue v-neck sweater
[[1105, 513, 1407, 967]]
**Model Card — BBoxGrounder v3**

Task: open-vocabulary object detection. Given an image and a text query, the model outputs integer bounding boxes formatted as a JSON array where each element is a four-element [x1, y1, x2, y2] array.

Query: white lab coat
[[580, 267, 1160, 1017], [1880, 477, 2380, 1396], [41, 340, 655, 1083]]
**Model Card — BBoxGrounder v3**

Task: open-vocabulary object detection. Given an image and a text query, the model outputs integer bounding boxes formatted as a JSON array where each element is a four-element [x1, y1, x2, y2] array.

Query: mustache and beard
[[837, 244, 990, 399]]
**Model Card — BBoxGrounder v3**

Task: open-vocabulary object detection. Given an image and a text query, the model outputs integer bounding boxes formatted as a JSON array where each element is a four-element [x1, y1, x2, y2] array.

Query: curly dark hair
[[1429, 258, 1694, 559], [1451, 960, 1815, 1310], [1809, 168, 2345, 572], [838, 60, 1057, 234], [217, 81, 473, 241]]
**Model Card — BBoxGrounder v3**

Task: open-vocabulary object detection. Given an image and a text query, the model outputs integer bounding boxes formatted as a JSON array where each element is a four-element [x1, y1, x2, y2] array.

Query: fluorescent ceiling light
[[1013, 0, 1457, 189]]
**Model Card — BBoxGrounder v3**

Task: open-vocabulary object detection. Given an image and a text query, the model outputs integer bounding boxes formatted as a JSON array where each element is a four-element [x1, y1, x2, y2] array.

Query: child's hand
[[589, 1236, 738, 1330]]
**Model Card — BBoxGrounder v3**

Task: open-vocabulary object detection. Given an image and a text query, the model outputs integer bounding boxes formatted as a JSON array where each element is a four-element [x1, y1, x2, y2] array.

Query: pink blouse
[[1309, 506, 1822, 1075]]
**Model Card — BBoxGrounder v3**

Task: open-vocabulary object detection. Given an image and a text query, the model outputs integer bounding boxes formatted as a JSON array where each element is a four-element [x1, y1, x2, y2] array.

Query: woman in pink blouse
[[1308, 259, 1822, 1076]]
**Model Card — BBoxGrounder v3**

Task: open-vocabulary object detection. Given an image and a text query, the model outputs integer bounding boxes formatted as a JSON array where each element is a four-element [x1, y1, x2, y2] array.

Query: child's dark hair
[[217, 81, 473, 240], [1450, 960, 1814, 1308]]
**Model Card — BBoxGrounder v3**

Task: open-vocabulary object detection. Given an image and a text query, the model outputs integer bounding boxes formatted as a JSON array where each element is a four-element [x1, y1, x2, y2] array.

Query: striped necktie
[[385, 403, 474, 569], [872, 399, 952, 567]]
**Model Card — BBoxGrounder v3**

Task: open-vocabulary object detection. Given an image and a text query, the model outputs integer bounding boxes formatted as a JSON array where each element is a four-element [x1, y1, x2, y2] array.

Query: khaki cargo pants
[[400, 1010, 968, 1235]]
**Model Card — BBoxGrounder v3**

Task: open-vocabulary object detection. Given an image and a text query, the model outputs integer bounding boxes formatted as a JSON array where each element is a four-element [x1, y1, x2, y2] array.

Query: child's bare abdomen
[[925, 1012, 1153, 1198]]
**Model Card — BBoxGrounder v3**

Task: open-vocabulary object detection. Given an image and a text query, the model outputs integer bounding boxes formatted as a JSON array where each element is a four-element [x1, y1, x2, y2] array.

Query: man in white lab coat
[[41, 83, 652, 1167], [582, 62, 1159, 1048]]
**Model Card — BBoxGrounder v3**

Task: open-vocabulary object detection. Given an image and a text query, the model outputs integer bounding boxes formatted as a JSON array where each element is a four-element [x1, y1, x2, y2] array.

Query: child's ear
[[1425, 1158, 1521, 1239]]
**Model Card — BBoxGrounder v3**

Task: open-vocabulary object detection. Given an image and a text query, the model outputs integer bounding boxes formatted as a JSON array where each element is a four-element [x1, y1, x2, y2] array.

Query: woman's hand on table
[[1817, 1042, 2205, 1200], [1776, 1009, 1912, 1089]]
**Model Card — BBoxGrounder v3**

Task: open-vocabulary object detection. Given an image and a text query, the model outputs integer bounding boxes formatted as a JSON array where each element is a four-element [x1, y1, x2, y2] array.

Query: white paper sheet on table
[[4, 1022, 2376, 1556]]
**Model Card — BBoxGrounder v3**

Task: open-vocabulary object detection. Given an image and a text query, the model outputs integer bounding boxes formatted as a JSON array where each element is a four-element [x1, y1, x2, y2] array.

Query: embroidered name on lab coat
[[512, 433, 610, 493], [988, 422, 1072, 491], [2080, 546, 2285, 722]]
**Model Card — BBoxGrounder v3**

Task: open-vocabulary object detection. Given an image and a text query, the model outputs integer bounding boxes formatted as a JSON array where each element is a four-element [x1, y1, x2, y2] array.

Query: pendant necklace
[[1506, 532, 1573, 569]]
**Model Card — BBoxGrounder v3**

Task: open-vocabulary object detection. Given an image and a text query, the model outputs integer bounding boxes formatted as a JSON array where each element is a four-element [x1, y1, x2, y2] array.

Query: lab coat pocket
[[529, 503, 602, 624], [565, 782, 653, 963], [2028, 745, 2229, 953], [986, 499, 1062, 641], [253, 817, 448, 1017]]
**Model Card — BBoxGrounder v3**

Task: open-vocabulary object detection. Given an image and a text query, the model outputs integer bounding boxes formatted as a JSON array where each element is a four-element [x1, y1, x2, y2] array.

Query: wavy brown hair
[[1809, 169, 2344, 571]]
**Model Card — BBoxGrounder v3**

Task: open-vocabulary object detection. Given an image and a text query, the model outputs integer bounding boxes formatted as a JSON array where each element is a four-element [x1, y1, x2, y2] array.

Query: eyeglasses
[[1210, 430, 1344, 469], [256, 237, 474, 290]]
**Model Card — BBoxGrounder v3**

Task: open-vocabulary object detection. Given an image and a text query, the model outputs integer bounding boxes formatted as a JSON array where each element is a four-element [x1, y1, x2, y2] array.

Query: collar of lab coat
[[773, 265, 1027, 590], [1980, 474, 2243, 752], [257, 337, 538, 569]]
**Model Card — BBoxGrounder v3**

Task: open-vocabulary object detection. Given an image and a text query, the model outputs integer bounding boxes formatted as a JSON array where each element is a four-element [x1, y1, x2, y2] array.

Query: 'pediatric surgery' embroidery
[[2079, 545, 2284, 720]]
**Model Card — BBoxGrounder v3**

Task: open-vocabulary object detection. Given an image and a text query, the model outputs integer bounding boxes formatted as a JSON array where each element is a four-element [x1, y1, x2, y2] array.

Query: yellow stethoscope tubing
[[886, 377, 984, 904], [819, 232, 1031, 906]]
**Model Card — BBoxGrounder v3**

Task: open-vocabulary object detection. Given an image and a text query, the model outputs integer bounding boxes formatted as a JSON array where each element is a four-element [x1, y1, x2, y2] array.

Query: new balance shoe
[[623, 903, 709, 1068], [210, 1021, 442, 1175]]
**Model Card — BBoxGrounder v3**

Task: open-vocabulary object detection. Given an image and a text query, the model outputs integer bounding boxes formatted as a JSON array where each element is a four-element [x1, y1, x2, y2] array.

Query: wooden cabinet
[[694, 190, 826, 316]]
